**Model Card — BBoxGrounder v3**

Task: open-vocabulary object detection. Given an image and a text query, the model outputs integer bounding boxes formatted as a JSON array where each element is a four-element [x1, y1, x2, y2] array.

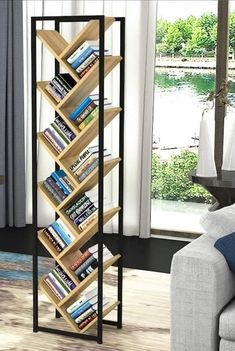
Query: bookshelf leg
[[55, 310, 61, 318]]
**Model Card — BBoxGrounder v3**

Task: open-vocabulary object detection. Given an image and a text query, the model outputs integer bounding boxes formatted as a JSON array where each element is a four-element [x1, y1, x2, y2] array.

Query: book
[[69, 96, 92, 121], [51, 171, 71, 196], [78, 312, 97, 329], [44, 128, 64, 153], [51, 221, 72, 246], [66, 287, 97, 314], [51, 270, 71, 294], [44, 276, 64, 300], [69, 244, 100, 271], [67, 40, 98, 64], [57, 73, 76, 91], [65, 194, 88, 216], [51, 123, 70, 146], [54, 265, 76, 290], [43, 130, 62, 154], [74, 204, 97, 226], [76, 298, 109, 328], [43, 228, 63, 253], [76, 53, 98, 74], [56, 217, 75, 242], [54, 117, 76, 142], [77, 158, 99, 182], [69, 198, 93, 221], [45, 83, 62, 103], [48, 82, 65, 100], [49, 272, 70, 296], [74, 101, 97, 125], [47, 226, 67, 248], [47, 177, 67, 200], [70, 146, 99, 173], [79, 252, 113, 281], [71, 46, 94, 70], [44, 128, 65, 152], [71, 296, 97, 320], [52, 78, 69, 97], [75, 307, 94, 325], [78, 211, 98, 231], [78, 57, 99, 79], [78, 106, 99, 130], [74, 255, 96, 277], [43, 180, 63, 204]]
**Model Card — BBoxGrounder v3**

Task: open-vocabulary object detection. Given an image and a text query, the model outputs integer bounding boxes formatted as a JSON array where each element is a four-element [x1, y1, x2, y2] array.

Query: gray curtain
[[0, 0, 26, 227]]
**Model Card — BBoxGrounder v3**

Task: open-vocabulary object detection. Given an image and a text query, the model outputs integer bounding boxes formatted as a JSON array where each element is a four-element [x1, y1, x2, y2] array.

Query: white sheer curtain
[[23, 0, 157, 238]]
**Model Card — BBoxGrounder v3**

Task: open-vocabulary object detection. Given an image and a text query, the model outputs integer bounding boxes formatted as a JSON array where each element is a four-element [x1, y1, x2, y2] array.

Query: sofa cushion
[[214, 233, 235, 273], [219, 299, 235, 341], [200, 204, 235, 240]]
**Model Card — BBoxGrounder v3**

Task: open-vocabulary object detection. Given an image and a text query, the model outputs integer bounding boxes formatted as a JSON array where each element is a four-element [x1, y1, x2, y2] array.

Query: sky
[[157, 0, 235, 21]]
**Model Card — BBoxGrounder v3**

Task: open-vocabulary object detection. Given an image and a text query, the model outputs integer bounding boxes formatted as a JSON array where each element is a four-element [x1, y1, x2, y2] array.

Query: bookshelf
[[31, 15, 125, 344]]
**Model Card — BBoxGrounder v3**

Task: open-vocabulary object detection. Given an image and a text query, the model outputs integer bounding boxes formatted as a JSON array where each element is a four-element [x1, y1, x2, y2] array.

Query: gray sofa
[[171, 234, 235, 351]]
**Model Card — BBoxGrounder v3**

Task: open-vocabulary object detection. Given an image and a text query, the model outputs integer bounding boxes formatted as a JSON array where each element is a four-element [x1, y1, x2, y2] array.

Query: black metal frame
[[31, 15, 125, 344]]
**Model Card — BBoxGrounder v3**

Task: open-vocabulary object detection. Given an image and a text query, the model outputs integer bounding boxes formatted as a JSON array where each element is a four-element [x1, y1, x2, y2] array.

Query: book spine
[[70, 149, 93, 173], [56, 74, 71, 92], [75, 255, 96, 277], [51, 174, 70, 196], [75, 155, 97, 177], [54, 117, 76, 141], [78, 106, 99, 130], [47, 226, 67, 248], [51, 123, 70, 145], [74, 204, 97, 226], [54, 265, 76, 290], [45, 84, 62, 103], [43, 228, 63, 253], [69, 96, 92, 121], [77, 158, 99, 182], [69, 250, 92, 271], [48, 272, 68, 297], [78, 312, 97, 330], [67, 41, 90, 64], [67, 296, 87, 314], [49, 82, 65, 99], [44, 277, 64, 300], [58, 176, 73, 194], [71, 47, 94, 69], [43, 180, 62, 204], [76, 53, 97, 74], [71, 198, 92, 220], [43, 130, 61, 154], [52, 78, 68, 97], [75, 307, 94, 324], [44, 128, 65, 152], [56, 218, 75, 242], [79, 260, 98, 281], [65, 195, 87, 216], [63, 176, 74, 191], [51, 222, 72, 246], [51, 270, 71, 293], [47, 178, 67, 200], [71, 301, 92, 320], [78, 57, 99, 79], [75, 101, 97, 125], [78, 211, 97, 231]]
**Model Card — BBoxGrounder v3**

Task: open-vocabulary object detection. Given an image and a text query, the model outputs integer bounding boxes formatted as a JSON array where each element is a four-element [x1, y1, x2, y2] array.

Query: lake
[[153, 69, 235, 154]]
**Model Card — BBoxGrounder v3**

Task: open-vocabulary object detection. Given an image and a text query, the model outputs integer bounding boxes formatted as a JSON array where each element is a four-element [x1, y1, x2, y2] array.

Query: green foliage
[[151, 150, 212, 203], [156, 12, 218, 56], [229, 13, 235, 51]]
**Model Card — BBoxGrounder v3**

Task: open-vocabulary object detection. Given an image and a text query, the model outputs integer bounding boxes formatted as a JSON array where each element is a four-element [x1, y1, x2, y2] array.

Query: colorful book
[[51, 270, 71, 294], [78, 57, 99, 79], [66, 287, 97, 314], [74, 101, 97, 125], [54, 117, 76, 142], [43, 180, 63, 204], [78, 106, 99, 130], [43, 228, 63, 253], [51, 123, 70, 145], [70, 198, 93, 221], [47, 177, 67, 200], [56, 217, 75, 242], [78, 211, 98, 231], [78, 312, 97, 329], [69, 244, 100, 271], [71, 47, 94, 70], [74, 255, 96, 277], [51, 221, 72, 246], [44, 276, 65, 300], [47, 226, 67, 248], [76, 53, 98, 74], [71, 296, 97, 320], [67, 41, 98, 64], [54, 265, 76, 290], [43, 130, 62, 154], [49, 272, 69, 296], [65, 194, 88, 216], [44, 128, 65, 152], [45, 84, 62, 103], [69, 96, 92, 121], [77, 158, 99, 182], [74, 204, 97, 226]]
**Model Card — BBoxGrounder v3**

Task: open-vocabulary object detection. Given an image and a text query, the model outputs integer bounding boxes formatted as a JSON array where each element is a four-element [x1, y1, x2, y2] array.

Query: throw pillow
[[214, 232, 235, 273], [200, 204, 235, 240]]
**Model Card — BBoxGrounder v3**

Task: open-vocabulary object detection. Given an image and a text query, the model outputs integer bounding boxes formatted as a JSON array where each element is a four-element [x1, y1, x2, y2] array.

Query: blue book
[[69, 96, 92, 121], [51, 221, 72, 246], [71, 47, 94, 70], [51, 171, 70, 196], [71, 301, 93, 320]]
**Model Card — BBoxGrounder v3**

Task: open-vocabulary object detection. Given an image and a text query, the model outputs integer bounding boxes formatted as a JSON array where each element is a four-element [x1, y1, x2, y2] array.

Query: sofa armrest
[[171, 234, 235, 351]]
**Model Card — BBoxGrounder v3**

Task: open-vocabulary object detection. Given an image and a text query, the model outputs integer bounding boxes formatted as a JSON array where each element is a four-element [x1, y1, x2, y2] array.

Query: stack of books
[[45, 73, 76, 103], [66, 288, 109, 330], [43, 170, 74, 204], [43, 217, 75, 253], [69, 94, 111, 130], [65, 189, 99, 230], [69, 145, 111, 182], [69, 243, 113, 281], [43, 116, 76, 154], [44, 264, 76, 301], [67, 40, 110, 79]]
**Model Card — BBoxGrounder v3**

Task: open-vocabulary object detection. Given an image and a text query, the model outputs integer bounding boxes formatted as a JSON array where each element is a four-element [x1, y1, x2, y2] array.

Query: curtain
[[23, 0, 157, 238], [0, 0, 26, 227]]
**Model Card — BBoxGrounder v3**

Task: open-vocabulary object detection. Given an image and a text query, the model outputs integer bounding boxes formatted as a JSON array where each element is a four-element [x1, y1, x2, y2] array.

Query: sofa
[[171, 206, 235, 351]]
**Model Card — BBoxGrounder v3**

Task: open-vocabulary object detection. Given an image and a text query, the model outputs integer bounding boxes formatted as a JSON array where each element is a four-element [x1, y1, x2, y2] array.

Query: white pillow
[[200, 204, 235, 240]]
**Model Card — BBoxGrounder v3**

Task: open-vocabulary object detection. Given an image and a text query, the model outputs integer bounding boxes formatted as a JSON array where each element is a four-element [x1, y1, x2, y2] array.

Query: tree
[[156, 19, 170, 44], [198, 13, 217, 51], [229, 12, 235, 53], [161, 24, 184, 55]]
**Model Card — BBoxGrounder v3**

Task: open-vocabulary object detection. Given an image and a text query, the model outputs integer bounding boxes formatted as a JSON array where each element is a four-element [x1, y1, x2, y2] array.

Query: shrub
[[151, 149, 212, 203]]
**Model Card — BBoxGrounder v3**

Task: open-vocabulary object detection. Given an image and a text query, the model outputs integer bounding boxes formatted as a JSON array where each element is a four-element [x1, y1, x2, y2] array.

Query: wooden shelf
[[58, 56, 122, 111], [38, 181, 61, 210], [36, 30, 68, 59], [60, 17, 115, 60], [58, 254, 121, 307]]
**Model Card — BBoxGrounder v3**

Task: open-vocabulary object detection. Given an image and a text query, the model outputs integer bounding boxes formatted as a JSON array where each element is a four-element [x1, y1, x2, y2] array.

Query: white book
[[56, 218, 75, 242], [67, 40, 99, 64], [48, 272, 68, 297], [66, 287, 97, 313]]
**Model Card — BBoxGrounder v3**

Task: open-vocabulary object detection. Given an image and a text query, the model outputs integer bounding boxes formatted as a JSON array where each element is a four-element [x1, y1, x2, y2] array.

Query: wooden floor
[[0, 252, 170, 351]]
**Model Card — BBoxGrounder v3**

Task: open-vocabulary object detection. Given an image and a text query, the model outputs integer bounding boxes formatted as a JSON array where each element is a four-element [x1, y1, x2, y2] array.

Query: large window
[[151, 1, 234, 236]]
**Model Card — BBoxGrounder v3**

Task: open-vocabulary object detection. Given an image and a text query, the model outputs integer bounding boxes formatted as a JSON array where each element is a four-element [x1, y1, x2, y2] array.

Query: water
[[153, 69, 235, 151]]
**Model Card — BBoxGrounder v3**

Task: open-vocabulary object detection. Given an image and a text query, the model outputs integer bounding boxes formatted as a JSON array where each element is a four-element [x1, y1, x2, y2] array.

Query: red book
[[78, 312, 97, 330], [69, 249, 92, 271]]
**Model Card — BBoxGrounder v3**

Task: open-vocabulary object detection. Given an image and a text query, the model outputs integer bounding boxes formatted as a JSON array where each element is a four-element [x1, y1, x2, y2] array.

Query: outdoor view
[[151, 1, 235, 235]]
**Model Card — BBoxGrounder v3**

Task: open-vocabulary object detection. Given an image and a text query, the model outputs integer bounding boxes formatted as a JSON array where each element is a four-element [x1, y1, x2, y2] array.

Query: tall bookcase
[[31, 15, 125, 344]]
